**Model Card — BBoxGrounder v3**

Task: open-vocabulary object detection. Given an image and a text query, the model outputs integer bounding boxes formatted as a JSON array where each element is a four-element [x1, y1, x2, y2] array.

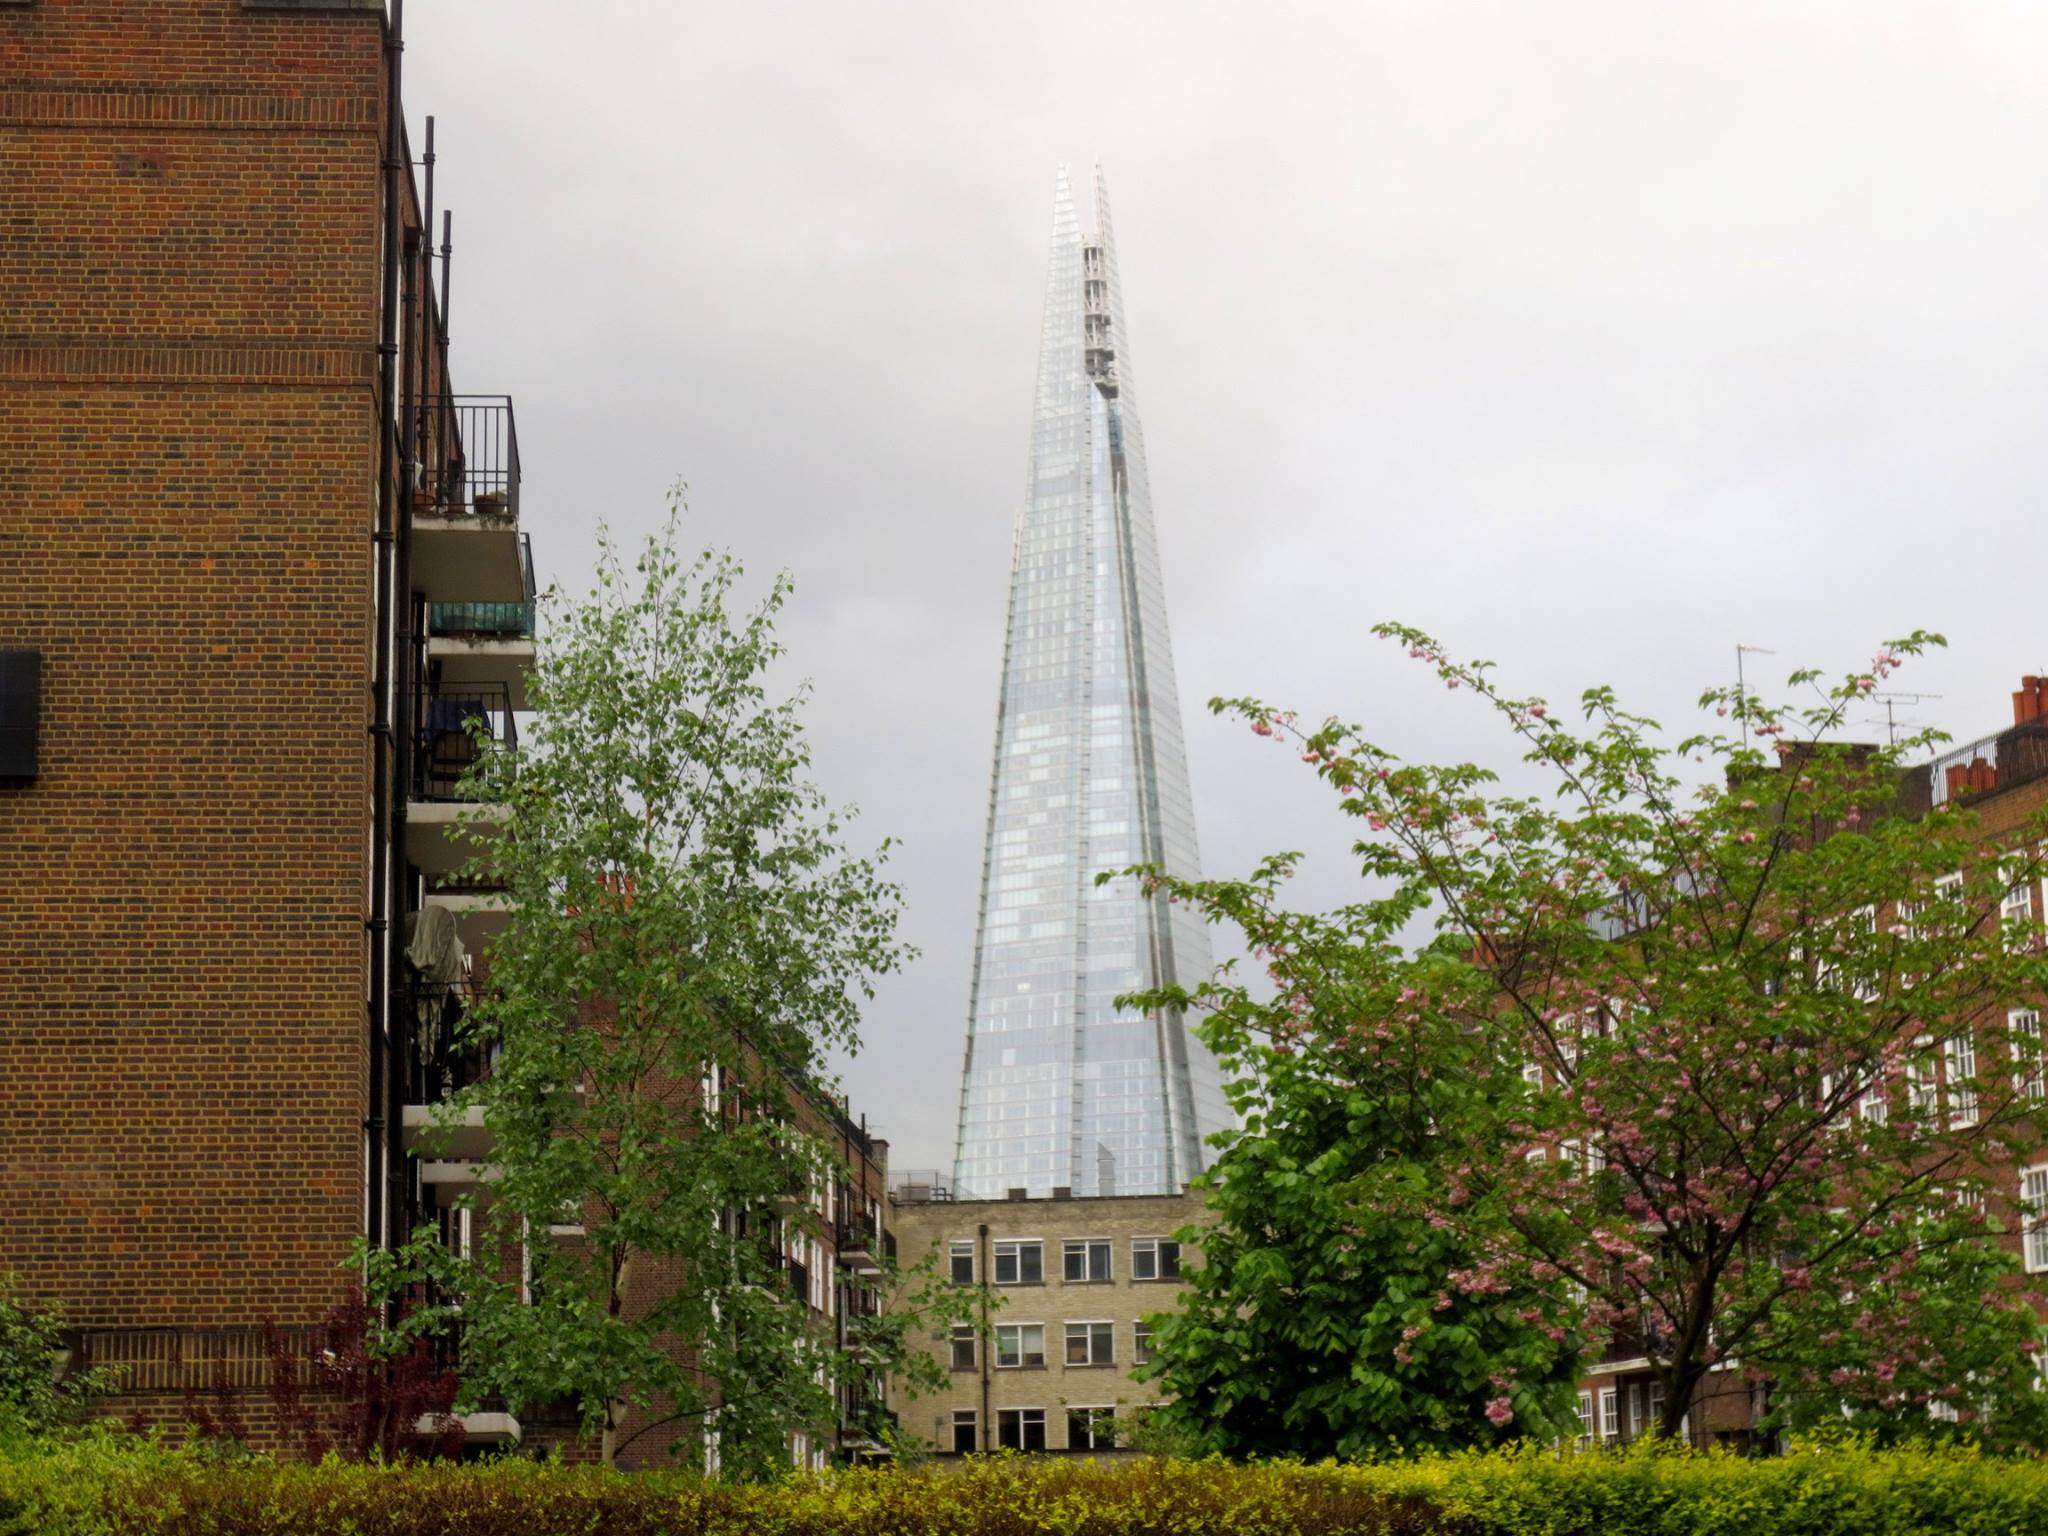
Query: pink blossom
[[1484, 1396, 1514, 1427]]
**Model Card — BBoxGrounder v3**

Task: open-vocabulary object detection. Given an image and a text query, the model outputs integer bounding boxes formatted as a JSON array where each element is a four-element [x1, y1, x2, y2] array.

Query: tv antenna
[[1735, 643, 1775, 721], [1863, 691, 1943, 747]]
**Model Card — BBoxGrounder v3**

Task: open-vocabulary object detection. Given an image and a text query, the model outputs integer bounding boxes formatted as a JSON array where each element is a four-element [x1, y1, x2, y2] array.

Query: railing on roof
[[889, 1169, 954, 1203], [1909, 720, 2048, 811]]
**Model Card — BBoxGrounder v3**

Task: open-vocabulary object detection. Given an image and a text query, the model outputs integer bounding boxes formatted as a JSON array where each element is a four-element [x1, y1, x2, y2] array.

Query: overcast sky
[[406, 1, 2048, 1175]]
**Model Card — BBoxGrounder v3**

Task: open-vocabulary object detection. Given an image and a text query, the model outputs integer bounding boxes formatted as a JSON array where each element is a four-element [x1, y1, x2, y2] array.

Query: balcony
[[398, 976, 494, 1164], [406, 681, 515, 877], [412, 682, 516, 803], [835, 1214, 882, 1275], [430, 531, 534, 634], [411, 395, 527, 605]]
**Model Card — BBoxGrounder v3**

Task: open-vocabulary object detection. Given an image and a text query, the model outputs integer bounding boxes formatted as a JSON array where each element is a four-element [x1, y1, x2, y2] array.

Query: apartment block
[[0, 0, 533, 1437], [887, 1179, 1205, 1455]]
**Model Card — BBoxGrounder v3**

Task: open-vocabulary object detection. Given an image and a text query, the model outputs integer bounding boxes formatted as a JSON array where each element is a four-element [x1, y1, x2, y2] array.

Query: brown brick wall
[[0, 0, 384, 1337]]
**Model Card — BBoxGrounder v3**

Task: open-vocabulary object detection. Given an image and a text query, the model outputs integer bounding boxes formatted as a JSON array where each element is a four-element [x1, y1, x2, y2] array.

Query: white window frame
[[949, 1324, 977, 1372], [995, 1406, 1047, 1452], [2023, 1165, 2048, 1275], [1063, 1318, 1115, 1367], [1627, 1383, 1644, 1438], [1575, 1390, 1594, 1448], [948, 1240, 975, 1286], [1133, 1319, 1154, 1363], [950, 1408, 978, 1454], [1066, 1404, 1116, 1449], [993, 1238, 1043, 1286], [1946, 1031, 1979, 1128], [1908, 1036, 1937, 1118], [1062, 1238, 1112, 1283], [2012, 1009, 2044, 1101], [994, 1321, 1046, 1369], [2003, 870, 2038, 953], [1130, 1236, 1180, 1281], [1849, 905, 1880, 1001], [1599, 1387, 1619, 1442]]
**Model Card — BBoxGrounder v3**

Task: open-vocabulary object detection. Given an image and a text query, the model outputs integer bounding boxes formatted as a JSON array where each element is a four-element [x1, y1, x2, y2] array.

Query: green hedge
[[1, 1434, 2045, 1536]]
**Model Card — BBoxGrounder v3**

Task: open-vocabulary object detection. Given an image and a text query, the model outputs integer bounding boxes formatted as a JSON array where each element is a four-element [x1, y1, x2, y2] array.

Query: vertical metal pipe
[[976, 1222, 991, 1451], [391, 123, 423, 1253], [437, 211, 453, 494], [366, 0, 407, 1256]]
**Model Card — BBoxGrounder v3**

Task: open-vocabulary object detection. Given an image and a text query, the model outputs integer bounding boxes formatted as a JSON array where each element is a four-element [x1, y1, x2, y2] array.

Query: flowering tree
[[1135, 627, 2048, 1447]]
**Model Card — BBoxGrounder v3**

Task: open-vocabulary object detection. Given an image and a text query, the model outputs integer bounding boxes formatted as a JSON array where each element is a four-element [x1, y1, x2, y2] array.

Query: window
[[1627, 1384, 1644, 1439], [949, 1325, 976, 1372], [2004, 875, 2037, 952], [951, 1410, 977, 1454], [1929, 1397, 1960, 1424], [1063, 1239, 1111, 1282], [993, 1239, 1043, 1285], [2013, 1010, 2044, 1100], [1131, 1237, 1180, 1281], [949, 1241, 975, 1286], [1849, 906, 1880, 1001], [2024, 1166, 2048, 1275], [1908, 1038, 1937, 1118], [1947, 1032, 1979, 1127], [1575, 1391, 1594, 1447], [1648, 1383, 1667, 1437], [1065, 1320, 1114, 1366], [1067, 1406, 1116, 1449], [1599, 1388, 1619, 1442], [995, 1323, 1046, 1368], [1133, 1320, 1154, 1364], [996, 1407, 1046, 1451], [1521, 1057, 1544, 1090]]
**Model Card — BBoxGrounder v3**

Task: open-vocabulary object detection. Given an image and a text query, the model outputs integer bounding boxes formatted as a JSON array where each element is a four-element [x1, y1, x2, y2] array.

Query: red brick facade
[[0, 1, 386, 1346]]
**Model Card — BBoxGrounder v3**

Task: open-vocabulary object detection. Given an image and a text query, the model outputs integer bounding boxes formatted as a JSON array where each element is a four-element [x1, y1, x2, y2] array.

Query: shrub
[[0, 1431, 2044, 1536]]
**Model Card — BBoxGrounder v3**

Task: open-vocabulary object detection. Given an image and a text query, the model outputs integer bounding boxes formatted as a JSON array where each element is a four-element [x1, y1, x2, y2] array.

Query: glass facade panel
[[953, 165, 1230, 1199]]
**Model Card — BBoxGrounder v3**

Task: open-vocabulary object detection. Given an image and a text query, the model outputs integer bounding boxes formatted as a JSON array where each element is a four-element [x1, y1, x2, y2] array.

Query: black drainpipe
[[366, 0, 406, 1255], [389, 115, 424, 1254], [977, 1221, 991, 1451]]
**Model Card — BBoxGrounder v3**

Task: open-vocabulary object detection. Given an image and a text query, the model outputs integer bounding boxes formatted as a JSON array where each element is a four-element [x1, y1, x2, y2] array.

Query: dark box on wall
[[0, 650, 41, 781]]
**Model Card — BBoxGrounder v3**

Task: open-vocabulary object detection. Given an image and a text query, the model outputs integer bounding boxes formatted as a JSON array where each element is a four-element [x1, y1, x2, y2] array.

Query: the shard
[[952, 166, 1230, 1199]]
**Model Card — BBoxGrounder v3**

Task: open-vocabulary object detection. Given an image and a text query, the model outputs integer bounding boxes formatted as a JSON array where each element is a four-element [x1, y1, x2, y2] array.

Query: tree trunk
[[1661, 1361, 1705, 1442]]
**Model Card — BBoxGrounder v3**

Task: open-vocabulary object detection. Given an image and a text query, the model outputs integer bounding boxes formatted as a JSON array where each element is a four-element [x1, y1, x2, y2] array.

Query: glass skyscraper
[[952, 166, 1230, 1200]]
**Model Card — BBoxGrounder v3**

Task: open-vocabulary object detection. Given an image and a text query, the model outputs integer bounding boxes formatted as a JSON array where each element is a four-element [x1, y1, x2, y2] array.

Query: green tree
[[0, 1276, 120, 1438], [1129, 897, 1586, 1455], [388, 506, 957, 1473], [1138, 627, 2048, 1450]]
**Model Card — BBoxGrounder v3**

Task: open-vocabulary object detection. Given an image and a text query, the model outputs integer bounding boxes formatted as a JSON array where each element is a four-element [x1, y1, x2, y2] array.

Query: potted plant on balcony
[[472, 489, 508, 522]]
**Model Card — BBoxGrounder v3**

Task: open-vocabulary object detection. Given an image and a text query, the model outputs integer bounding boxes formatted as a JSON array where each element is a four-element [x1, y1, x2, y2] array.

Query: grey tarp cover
[[403, 904, 467, 1069]]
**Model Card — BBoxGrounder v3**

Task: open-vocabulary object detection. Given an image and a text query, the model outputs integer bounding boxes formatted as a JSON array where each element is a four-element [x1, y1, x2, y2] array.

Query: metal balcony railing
[[412, 681, 517, 802], [413, 394, 520, 521], [834, 1213, 880, 1267], [399, 976, 489, 1107]]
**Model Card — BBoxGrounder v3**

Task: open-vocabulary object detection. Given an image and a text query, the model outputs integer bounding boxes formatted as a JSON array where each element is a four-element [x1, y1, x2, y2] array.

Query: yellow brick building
[[887, 1185, 1208, 1454]]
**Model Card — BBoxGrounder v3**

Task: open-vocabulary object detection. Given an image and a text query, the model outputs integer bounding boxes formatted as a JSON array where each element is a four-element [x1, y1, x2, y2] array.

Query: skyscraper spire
[[952, 168, 1228, 1199]]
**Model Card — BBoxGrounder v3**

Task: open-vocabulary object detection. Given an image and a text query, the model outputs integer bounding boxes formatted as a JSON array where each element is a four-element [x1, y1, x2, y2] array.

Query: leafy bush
[[0, 1278, 120, 1440], [0, 1432, 2044, 1535]]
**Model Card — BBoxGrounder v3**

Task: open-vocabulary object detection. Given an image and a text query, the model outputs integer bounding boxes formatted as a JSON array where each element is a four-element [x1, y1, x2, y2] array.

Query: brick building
[[0, 0, 534, 1435], [1568, 676, 2048, 1450], [886, 1178, 1206, 1456]]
